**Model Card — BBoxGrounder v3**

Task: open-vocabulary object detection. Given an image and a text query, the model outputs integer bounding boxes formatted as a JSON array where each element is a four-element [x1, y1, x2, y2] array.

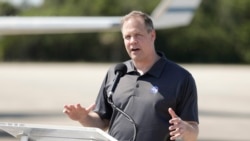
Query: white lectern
[[0, 122, 117, 141]]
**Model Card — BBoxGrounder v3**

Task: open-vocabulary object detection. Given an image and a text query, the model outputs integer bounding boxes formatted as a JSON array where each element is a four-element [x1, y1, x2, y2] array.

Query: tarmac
[[0, 63, 250, 141]]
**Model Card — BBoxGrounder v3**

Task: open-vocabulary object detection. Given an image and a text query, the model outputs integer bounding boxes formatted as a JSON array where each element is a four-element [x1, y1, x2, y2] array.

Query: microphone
[[107, 63, 127, 99], [106, 63, 137, 141]]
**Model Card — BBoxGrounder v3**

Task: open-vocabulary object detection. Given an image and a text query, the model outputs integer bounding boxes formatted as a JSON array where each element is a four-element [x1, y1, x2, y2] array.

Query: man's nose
[[130, 36, 137, 44]]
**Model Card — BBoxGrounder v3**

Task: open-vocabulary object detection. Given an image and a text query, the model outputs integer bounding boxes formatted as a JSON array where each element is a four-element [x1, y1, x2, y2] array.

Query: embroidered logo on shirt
[[150, 86, 159, 94]]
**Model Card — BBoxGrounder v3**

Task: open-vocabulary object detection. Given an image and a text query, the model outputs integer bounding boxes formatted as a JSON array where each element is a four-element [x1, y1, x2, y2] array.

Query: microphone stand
[[107, 93, 137, 141]]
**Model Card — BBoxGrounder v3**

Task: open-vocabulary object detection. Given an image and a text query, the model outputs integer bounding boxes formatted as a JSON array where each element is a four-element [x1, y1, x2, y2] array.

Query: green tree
[[0, 0, 159, 62], [1, 0, 250, 63], [0, 2, 19, 15], [156, 0, 250, 63]]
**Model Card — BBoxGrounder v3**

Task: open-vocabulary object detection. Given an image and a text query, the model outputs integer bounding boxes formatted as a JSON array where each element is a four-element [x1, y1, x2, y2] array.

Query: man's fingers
[[76, 103, 82, 109], [63, 104, 80, 113], [63, 103, 95, 118], [63, 105, 72, 113], [86, 103, 96, 112], [169, 126, 183, 140], [168, 107, 178, 118], [170, 132, 182, 141], [75, 103, 96, 112], [63, 109, 68, 114]]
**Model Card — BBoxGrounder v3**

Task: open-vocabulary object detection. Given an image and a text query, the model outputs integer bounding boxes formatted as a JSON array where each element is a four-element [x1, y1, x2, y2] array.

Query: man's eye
[[125, 36, 131, 40], [135, 34, 142, 38]]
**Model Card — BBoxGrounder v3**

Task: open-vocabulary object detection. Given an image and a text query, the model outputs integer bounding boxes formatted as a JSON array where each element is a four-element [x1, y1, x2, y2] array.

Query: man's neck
[[133, 53, 160, 75]]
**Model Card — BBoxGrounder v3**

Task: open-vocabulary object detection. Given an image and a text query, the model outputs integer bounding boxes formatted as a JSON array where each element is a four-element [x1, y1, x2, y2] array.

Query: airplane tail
[[151, 0, 202, 29]]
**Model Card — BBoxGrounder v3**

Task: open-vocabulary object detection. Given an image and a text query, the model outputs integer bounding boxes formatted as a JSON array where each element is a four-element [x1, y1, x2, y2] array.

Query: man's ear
[[152, 30, 156, 40]]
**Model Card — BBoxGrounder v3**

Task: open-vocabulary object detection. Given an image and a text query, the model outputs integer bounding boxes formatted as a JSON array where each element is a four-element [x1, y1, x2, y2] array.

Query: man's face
[[122, 17, 155, 62]]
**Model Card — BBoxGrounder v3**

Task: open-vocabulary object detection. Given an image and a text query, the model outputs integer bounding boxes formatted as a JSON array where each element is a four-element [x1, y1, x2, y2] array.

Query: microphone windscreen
[[114, 63, 127, 77]]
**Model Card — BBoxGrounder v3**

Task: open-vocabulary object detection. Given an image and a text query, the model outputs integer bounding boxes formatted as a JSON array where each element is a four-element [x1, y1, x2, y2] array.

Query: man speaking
[[63, 11, 199, 141]]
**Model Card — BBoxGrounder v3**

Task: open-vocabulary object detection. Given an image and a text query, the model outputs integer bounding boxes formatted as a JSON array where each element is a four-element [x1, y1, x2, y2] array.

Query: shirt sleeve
[[93, 71, 113, 120], [177, 74, 199, 123]]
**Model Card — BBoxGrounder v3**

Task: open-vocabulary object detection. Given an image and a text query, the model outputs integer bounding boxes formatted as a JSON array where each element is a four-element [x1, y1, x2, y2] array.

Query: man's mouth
[[131, 48, 140, 52]]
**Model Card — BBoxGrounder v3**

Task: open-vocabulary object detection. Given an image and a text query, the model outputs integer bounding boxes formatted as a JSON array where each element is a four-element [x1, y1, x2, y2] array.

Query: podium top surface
[[0, 122, 117, 141]]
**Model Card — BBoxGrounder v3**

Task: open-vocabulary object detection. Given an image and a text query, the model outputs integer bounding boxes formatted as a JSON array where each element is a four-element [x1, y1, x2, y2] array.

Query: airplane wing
[[0, 0, 201, 35], [152, 0, 202, 29]]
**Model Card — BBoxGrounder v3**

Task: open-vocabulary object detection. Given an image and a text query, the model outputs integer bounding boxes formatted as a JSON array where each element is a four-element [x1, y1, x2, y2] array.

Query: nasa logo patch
[[150, 86, 159, 94]]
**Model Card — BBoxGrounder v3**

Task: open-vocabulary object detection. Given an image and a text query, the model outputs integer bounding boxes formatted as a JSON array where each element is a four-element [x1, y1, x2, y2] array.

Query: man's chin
[[131, 56, 143, 62]]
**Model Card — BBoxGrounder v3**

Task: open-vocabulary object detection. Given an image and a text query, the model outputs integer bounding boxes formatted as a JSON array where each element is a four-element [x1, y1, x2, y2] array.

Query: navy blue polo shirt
[[94, 53, 199, 141]]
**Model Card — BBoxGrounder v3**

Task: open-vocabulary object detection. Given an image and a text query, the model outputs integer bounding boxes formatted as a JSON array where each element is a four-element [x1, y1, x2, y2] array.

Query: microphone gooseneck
[[108, 101, 137, 141], [107, 63, 137, 141]]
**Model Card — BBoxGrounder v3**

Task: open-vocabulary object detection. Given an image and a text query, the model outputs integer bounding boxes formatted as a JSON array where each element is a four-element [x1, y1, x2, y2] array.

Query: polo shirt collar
[[124, 60, 136, 73], [124, 51, 167, 78], [147, 52, 167, 78]]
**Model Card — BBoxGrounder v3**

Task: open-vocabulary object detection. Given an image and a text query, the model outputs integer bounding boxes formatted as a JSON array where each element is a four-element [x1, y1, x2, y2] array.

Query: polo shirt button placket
[[136, 83, 139, 88]]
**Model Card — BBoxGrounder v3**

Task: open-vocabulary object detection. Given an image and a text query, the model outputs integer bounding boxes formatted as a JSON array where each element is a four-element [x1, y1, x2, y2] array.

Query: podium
[[0, 122, 118, 141]]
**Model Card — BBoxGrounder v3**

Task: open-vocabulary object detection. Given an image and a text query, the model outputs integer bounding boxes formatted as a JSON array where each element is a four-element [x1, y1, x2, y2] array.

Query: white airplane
[[0, 0, 202, 35]]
